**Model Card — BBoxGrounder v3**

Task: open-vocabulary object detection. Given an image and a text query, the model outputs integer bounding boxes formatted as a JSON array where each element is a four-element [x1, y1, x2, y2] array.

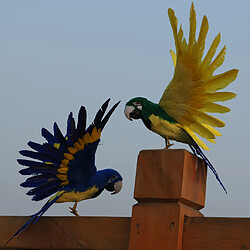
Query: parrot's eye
[[133, 101, 142, 110], [133, 101, 141, 106], [108, 175, 117, 183]]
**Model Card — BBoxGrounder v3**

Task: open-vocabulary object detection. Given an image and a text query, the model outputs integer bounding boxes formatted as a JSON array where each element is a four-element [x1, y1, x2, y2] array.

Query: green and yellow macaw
[[6, 99, 122, 245], [124, 3, 238, 193]]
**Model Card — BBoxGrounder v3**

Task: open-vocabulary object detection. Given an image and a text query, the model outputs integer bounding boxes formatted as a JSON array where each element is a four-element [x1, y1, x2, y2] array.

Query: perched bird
[[124, 3, 238, 193], [6, 98, 122, 245]]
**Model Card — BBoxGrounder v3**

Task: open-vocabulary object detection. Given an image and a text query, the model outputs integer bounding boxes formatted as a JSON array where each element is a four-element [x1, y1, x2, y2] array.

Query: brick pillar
[[129, 149, 207, 250]]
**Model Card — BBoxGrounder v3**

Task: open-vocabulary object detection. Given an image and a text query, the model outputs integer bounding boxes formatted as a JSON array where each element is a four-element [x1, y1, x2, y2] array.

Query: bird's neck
[[142, 100, 176, 123], [93, 169, 112, 188]]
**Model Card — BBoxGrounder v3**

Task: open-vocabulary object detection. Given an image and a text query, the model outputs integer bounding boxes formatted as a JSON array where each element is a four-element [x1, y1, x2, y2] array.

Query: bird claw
[[164, 137, 174, 149], [69, 206, 79, 217], [164, 143, 174, 149]]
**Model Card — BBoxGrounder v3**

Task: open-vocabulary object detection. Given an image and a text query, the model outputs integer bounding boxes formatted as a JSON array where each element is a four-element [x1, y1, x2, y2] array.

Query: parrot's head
[[124, 97, 149, 121], [104, 169, 123, 195]]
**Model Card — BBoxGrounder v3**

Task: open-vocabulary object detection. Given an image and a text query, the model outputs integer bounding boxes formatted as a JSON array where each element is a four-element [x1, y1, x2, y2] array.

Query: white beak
[[111, 180, 123, 195], [124, 106, 134, 121]]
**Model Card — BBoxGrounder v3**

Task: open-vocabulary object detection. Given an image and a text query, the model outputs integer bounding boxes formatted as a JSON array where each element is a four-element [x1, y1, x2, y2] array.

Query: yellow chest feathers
[[149, 114, 182, 138], [148, 114, 192, 144], [56, 186, 99, 203]]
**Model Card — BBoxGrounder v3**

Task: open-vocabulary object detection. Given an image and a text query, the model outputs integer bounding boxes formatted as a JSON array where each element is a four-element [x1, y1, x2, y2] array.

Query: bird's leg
[[164, 136, 174, 149], [69, 202, 79, 217]]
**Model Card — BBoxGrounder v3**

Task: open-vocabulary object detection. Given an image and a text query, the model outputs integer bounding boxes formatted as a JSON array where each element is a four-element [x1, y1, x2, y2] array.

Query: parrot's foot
[[164, 137, 174, 149], [164, 143, 174, 149], [69, 202, 79, 217], [69, 207, 79, 216]]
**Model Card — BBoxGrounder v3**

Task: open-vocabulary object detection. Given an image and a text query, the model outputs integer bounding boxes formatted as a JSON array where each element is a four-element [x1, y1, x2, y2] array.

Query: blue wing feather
[[76, 106, 87, 138], [20, 174, 58, 187], [66, 112, 77, 147], [93, 99, 110, 125], [18, 160, 58, 175], [19, 150, 59, 164], [27, 180, 60, 195], [41, 128, 57, 145], [100, 101, 120, 129], [27, 141, 64, 160], [30, 184, 63, 201], [86, 98, 110, 133], [53, 122, 67, 152]]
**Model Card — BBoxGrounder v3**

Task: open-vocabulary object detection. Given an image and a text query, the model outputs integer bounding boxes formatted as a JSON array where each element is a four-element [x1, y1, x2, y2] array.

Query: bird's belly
[[56, 186, 99, 203], [149, 115, 191, 144]]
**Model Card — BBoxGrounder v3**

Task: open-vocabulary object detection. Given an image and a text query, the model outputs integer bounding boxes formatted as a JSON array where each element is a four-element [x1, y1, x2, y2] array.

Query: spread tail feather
[[5, 191, 64, 246], [189, 137, 227, 194]]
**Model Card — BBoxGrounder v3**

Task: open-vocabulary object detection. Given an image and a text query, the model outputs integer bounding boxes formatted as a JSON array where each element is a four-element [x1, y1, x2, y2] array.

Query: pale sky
[[0, 0, 249, 218]]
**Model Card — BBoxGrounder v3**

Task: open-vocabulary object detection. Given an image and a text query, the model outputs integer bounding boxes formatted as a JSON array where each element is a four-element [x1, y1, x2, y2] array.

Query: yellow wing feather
[[204, 69, 238, 92], [197, 16, 208, 56], [205, 46, 226, 78], [159, 3, 238, 150], [56, 127, 102, 184], [202, 124, 221, 137], [202, 33, 221, 72], [170, 49, 177, 66], [183, 126, 210, 151], [188, 3, 196, 56], [201, 102, 230, 113]]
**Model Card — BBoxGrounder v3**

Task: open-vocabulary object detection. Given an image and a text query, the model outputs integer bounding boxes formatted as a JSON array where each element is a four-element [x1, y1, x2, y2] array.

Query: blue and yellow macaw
[[124, 3, 238, 193], [7, 98, 122, 245]]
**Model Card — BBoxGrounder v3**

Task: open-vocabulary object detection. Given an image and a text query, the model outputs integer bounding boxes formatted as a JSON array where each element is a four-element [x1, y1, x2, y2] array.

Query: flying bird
[[6, 99, 122, 245], [124, 3, 238, 193]]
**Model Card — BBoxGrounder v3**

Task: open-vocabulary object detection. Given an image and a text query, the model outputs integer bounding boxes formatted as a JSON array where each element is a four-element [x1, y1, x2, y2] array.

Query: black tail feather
[[189, 138, 227, 194]]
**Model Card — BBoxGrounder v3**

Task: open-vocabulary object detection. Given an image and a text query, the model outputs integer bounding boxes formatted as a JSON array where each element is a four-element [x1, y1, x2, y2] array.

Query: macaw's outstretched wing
[[18, 99, 120, 202], [159, 3, 238, 150], [64, 99, 120, 184]]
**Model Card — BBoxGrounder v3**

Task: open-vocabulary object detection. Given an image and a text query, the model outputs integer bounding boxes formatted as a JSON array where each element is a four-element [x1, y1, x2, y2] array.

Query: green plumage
[[125, 97, 177, 127]]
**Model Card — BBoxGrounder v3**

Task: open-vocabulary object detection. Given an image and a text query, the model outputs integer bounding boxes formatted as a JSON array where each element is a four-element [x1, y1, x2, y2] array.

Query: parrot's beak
[[111, 180, 123, 195], [124, 106, 134, 121]]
